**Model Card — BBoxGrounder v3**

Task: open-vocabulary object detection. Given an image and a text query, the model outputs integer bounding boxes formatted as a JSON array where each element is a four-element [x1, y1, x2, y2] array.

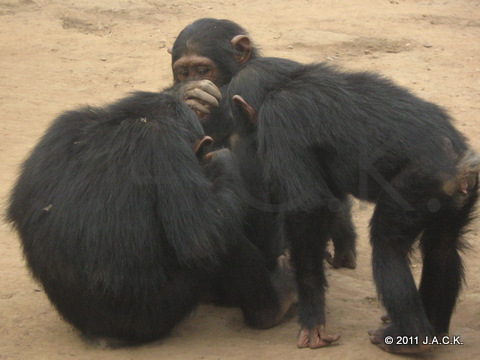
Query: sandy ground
[[1, 0, 479, 359]]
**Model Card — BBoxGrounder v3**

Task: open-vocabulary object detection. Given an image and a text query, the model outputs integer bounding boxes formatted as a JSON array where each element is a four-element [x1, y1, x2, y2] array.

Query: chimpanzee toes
[[368, 328, 383, 344], [341, 250, 357, 269], [297, 328, 311, 348], [297, 325, 340, 349], [368, 326, 433, 354], [325, 250, 356, 269], [380, 314, 391, 322]]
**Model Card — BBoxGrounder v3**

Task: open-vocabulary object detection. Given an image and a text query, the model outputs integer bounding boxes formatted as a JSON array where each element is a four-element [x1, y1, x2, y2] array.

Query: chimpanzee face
[[173, 55, 222, 86]]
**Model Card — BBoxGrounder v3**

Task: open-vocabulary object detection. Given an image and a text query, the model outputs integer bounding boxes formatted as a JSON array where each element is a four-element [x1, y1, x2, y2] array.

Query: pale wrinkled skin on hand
[[180, 80, 222, 120]]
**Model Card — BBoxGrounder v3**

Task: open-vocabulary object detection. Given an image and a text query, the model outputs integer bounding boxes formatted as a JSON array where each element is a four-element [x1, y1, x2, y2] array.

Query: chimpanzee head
[[170, 18, 260, 87], [228, 57, 302, 132]]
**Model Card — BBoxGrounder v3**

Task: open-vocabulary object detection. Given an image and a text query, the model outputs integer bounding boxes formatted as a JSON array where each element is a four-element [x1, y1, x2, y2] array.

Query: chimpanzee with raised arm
[[166, 18, 357, 270]]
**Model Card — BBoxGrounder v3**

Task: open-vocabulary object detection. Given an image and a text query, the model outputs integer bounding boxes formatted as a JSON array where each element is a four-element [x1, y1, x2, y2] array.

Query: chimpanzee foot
[[325, 249, 356, 269], [368, 327, 432, 354], [251, 255, 297, 329], [381, 314, 390, 322], [297, 325, 340, 349]]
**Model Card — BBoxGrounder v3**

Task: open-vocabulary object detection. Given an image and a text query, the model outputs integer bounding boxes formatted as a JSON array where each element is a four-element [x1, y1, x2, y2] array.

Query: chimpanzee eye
[[176, 68, 189, 80], [197, 67, 211, 76]]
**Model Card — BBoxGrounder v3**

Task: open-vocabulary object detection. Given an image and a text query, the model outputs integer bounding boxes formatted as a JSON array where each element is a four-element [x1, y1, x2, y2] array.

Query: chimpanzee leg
[[286, 207, 340, 349], [369, 176, 435, 353], [327, 198, 357, 269], [70, 268, 207, 346], [216, 235, 297, 329], [419, 190, 478, 335]]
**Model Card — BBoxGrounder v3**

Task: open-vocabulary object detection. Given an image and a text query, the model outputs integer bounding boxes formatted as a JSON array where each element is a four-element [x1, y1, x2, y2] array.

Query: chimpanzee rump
[[6, 91, 295, 344], [228, 57, 479, 353], [167, 18, 357, 270]]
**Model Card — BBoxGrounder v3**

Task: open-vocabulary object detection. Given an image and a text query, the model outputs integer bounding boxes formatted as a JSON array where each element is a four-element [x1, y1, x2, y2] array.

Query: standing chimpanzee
[[6, 91, 297, 345], [165, 18, 357, 270], [228, 57, 479, 353]]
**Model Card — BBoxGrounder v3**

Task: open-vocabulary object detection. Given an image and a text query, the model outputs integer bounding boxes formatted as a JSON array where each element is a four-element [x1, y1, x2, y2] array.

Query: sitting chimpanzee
[[165, 18, 357, 270], [6, 91, 296, 345], [228, 57, 479, 353], [167, 18, 258, 148]]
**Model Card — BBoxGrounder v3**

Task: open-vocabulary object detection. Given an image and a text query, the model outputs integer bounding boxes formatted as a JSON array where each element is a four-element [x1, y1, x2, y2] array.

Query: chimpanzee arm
[[256, 91, 334, 211], [149, 126, 242, 269], [166, 83, 235, 149], [255, 90, 341, 348]]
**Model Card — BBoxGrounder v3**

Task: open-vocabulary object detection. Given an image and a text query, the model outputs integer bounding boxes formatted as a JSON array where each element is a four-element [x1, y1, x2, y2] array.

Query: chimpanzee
[[6, 91, 297, 345], [166, 18, 258, 149], [165, 18, 357, 270], [228, 57, 480, 353]]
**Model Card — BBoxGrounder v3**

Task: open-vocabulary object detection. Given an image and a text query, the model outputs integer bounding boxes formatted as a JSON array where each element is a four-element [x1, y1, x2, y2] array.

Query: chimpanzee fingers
[[184, 87, 220, 120], [195, 79, 222, 101], [185, 99, 211, 116], [203, 152, 214, 162], [203, 148, 231, 162], [186, 87, 220, 108], [202, 149, 236, 183]]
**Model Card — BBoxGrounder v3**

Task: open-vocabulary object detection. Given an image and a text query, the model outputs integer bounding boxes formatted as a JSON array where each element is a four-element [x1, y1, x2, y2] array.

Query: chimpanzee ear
[[193, 136, 213, 155], [167, 47, 173, 54], [231, 35, 252, 65], [232, 95, 257, 123]]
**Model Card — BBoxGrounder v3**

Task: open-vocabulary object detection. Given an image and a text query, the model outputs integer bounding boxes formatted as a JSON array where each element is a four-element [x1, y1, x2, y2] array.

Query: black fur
[[7, 91, 285, 344], [169, 19, 357, 270], [228, 57, 478, 347], [167, 18, 260, 149], [171, 18, 260, 86]]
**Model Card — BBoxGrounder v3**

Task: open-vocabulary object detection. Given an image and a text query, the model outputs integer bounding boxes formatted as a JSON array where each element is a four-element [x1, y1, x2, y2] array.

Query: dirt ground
[[1, 0, 479, 359]]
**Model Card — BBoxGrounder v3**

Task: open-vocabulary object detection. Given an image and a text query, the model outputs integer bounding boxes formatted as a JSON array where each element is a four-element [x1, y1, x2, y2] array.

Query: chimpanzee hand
[[202, 149, 241, 190], [179, 80, 222, 120], [203, 148, 231, 162], [203, 149, 234, 177]]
